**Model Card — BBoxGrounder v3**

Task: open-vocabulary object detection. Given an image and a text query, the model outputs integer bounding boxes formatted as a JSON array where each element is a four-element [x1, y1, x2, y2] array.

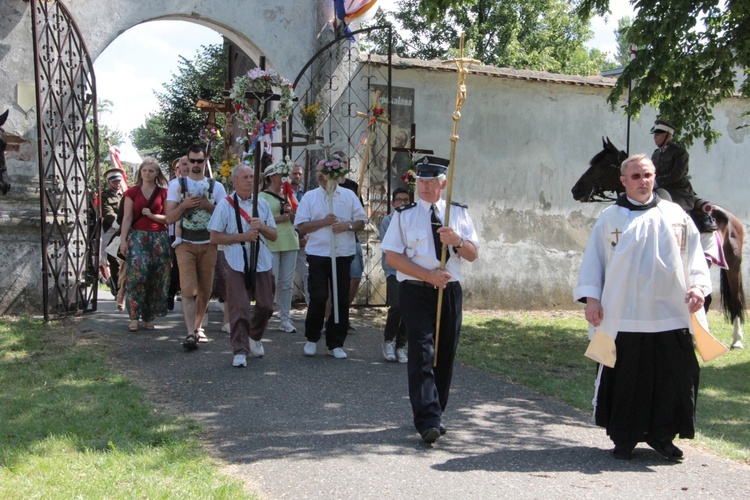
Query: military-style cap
[[103, 168, 124, 182], [651, 119, 677, 135], [415, 155, 449, 178]]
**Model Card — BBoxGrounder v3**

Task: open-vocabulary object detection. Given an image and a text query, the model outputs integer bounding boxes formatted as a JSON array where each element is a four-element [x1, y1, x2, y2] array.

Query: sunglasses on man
[[188, 157, 205, 164]]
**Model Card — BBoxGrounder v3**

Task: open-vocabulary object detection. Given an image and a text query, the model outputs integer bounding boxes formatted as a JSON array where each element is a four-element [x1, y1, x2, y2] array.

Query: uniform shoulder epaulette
[[451, 201, 468, 209], [396, 202, 417, 212]]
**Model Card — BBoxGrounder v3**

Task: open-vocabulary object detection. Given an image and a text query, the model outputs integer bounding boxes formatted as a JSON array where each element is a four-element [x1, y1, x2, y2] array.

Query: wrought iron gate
[[287, 25, 393, 306], [31, 0, 100, 320]]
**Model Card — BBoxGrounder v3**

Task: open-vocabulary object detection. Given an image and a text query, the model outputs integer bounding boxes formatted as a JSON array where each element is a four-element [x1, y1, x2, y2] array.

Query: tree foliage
[[364, 0, 606, 76], [152, 43, 227, 165], [613, 16, 633, 68], [130, 112, 165, 153], [577, 0, 749, 149]]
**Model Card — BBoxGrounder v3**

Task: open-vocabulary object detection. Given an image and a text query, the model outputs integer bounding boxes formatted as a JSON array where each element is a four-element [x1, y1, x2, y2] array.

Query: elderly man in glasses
[[166, 144, 227, 350]]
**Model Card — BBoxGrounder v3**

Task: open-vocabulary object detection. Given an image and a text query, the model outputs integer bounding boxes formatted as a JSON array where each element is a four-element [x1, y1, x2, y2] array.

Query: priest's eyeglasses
[[626, 172, 653, 181]]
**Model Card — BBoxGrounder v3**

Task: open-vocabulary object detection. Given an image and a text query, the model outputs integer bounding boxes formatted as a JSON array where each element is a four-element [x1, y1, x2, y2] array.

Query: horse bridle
[[585, 160, 621, 203]]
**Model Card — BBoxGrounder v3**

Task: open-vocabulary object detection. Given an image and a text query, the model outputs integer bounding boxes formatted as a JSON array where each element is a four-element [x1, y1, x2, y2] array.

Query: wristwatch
[[456, 238, 464, 249], [348, 222, 353, 231]]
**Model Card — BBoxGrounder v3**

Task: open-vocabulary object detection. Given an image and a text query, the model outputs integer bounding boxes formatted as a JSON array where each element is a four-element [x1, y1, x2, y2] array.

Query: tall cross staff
[[433, 33, 481, 367], [355, 90, 390, 197]]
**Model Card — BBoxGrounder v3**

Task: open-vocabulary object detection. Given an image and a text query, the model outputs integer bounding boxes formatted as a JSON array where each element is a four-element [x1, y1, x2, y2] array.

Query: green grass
[[458, 310, 750, 463], [0, 317, 254, 498]]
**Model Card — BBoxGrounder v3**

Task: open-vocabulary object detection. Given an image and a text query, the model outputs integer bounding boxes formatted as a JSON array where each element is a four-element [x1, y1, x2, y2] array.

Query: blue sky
[[93, 1, 634, 138]]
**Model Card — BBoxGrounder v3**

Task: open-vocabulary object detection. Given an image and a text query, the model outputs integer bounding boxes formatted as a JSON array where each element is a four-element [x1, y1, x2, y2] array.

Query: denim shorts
[[350, 242, 363, 279]]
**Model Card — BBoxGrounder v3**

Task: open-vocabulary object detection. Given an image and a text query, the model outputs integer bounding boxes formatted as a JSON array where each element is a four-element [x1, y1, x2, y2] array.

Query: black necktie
[[431, 204, 449, 262]]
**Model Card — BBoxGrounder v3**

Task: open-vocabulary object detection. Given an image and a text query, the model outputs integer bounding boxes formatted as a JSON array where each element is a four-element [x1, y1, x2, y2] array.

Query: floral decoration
[[199, 127, 221, 143], [214, 155, 239, 192], [301, 102, 321, 141], [400, 169, 416, 192], [230, 68, 295, 150], [317, 152, 351, 181]]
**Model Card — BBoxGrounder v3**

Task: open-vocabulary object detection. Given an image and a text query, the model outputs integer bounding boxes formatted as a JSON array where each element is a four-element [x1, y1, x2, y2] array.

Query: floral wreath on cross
[[317, 152, 351, 181], [230, 68, 295, 149]]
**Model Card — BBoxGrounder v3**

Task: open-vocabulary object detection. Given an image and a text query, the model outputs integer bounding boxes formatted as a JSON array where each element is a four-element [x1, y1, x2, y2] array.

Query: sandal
[[128, 320, 139, 332], [182, 334, 198, 350], [143, 322, 155, 330], [196, 328, 208, 343]]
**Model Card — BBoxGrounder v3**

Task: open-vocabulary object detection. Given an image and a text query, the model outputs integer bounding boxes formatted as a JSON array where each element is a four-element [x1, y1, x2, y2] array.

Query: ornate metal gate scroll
[[287, 25, 393, 306], [31, 0, 100, 319]]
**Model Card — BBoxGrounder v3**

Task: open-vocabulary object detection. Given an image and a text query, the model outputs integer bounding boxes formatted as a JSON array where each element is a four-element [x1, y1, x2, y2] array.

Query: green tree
[[613, 16, 633, 68], [577, 0, 749, 148], [153, 43, 227, 165], [131, 112, 166, 153], [364, 0, 605, 76]]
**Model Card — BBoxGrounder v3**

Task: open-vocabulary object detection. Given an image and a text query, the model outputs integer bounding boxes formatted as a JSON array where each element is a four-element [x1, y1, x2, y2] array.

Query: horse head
[[571, 137, 626, 202], [0, 109, 10, 195]]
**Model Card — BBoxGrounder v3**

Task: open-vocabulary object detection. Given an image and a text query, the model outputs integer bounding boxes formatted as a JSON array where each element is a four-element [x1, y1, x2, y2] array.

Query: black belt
[[403, 279, 458, 289]]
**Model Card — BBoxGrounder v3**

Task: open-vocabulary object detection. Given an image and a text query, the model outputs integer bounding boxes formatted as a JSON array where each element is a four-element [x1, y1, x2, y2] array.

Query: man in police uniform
[[651, 119, 716, 231], [381, 155, 479, 444]]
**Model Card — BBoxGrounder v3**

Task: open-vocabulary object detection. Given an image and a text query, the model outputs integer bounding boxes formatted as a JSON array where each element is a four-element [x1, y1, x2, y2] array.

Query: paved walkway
[[81, 298, 748, 499]]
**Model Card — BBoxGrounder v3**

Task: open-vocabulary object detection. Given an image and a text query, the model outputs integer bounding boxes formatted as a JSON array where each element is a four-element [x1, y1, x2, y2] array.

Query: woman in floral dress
[[119, 157, 171, 331]]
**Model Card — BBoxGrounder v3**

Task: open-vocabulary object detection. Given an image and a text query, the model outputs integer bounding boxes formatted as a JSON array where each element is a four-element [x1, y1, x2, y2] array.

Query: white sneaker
[[249, 339, 265, 358], [303, 341, 317, 356], [382, 341, 396, 362], [329, 347, 348, 359], [221, 322, 231, 333], [395, 347, 408, 364], [232, 354, 247, 367], [279, 320, 297, 333]]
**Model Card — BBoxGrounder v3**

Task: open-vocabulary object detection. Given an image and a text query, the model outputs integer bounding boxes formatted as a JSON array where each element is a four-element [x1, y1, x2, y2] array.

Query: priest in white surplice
[[574, 154, 711, 461]]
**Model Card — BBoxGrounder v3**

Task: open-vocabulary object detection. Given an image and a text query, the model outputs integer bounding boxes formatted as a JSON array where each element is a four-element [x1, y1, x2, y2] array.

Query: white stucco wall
[[385, 64, 750, 308]]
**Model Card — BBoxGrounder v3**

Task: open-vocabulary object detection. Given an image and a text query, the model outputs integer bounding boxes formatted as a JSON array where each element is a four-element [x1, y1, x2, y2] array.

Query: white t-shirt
[[166, 176, 226, 244]]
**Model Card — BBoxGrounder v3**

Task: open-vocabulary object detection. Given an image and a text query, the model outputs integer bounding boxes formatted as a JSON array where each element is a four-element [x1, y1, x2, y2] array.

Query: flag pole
[[433, 33, 481, 367]]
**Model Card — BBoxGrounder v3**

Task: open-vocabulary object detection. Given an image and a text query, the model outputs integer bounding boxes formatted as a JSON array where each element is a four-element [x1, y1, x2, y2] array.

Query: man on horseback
[[651, 118, 717, 232]]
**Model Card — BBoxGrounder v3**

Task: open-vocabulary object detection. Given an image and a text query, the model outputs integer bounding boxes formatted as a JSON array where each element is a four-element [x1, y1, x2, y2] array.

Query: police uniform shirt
[[381, 198, 479, 283]]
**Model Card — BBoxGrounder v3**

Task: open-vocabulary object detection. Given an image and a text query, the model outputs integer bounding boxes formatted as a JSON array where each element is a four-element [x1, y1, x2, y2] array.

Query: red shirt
[[125, 186, 168, 232]]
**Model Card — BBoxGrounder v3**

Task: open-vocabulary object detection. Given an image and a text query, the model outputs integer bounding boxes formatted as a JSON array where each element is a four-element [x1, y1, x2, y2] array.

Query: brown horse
[[0, 110, 11, 195], [572, 137, 745, 349]]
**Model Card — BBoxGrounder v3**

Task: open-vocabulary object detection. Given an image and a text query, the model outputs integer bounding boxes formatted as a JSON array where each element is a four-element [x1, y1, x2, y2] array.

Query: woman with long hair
[[119, 157, 171, 331], [260, 160, 300, 333]]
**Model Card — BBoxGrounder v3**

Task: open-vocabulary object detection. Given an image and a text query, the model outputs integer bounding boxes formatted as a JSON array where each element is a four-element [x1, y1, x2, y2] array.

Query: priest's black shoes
[[612, 443, 635, 460], [647, 439, 684, 460], [420, 427, 441, 444]]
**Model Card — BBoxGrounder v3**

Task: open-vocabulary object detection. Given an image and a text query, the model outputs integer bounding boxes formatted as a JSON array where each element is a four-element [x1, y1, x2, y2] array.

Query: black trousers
[[400, 281, 462, 433], [305, 254, 353, 349], [168, 237, 180, 302], [383, 274, 407, 348]]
